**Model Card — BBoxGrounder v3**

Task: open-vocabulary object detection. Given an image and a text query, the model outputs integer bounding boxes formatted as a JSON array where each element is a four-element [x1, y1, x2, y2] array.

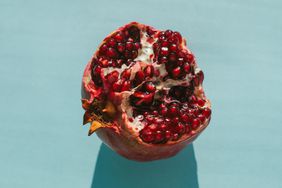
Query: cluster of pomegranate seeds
[[130, 81, 156, 107], [153, 30, 194, 80], [133, 84, 211, 144], [91, 25, 142, 87], [99, 25, 141, 61]]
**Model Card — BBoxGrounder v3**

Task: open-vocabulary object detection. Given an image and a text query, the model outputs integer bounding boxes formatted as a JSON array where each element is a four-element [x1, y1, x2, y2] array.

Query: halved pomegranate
[[81, 22, 211, 161]]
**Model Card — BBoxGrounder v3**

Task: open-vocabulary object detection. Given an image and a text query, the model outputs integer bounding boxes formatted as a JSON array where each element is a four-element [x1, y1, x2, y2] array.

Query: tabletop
[[1, 0, 282, 187]]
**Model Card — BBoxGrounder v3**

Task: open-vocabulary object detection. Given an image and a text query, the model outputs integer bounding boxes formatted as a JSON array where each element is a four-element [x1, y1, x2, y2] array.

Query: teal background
[[1, 0, 282, 187]]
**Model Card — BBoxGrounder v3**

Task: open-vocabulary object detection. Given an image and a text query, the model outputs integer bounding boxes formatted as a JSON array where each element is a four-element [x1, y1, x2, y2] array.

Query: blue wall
[[1, 0, 282, 187]]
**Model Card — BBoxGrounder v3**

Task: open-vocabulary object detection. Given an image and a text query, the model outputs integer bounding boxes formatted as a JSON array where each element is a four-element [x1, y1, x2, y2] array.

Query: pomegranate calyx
[[88, 121, 103, 136], [82, 99, 117, 135], [83, 111, 93, 125]]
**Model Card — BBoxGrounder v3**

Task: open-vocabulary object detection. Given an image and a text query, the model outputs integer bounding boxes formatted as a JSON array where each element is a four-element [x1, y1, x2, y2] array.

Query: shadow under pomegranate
[[91, 144, 199, 188]]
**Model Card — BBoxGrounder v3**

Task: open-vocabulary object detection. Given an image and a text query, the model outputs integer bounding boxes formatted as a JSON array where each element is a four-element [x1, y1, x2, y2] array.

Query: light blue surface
[[1, 0, 282, 187]]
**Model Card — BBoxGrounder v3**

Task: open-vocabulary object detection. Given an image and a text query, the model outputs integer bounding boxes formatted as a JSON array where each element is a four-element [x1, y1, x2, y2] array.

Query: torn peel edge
[[88, 120, 120, 136], [83, 112, 110, 135], [88, 121, 103, 136]]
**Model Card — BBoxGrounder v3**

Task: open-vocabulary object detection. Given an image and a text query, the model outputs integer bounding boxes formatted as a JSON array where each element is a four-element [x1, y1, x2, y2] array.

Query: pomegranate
[[81, 22, 211, 161]]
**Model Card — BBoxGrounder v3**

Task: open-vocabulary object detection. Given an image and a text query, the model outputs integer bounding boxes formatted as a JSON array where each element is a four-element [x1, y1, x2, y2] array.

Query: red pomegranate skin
[[81, 22, 211, 161]]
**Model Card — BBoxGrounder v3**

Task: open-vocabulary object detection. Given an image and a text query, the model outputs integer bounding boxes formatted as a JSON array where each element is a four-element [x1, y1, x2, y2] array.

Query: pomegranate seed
[[192, 118, 200, 129], [92, 65, 101, 75], [128, 118, 134, 122], [160, 47, 169, 56], [126, 60, 133, 66], [176, 58, 186, 68], [132, 50, 138, 59], [134, 71, 145, 86], [155, 130, 164, 143], [165, 118, 171, 124], [144, 82, 156, 93], [127, 37, 134, 42], [144, 65, 154, 77], [131, 92, 154, 106], [170, 44, 178, 52], [165, 30, 173, 37], [133, 42, 141, 49], [114, 32, 124, 42], [116, 59, 124, 68], [159, 31, 165, 37], [171, 66, 181, 78], [111, 60, 117, 67], [172, 117, 179, 124], [153, 43, 160, 52], [168, 37, 178, 44], [121, 81, 131, 91], [160, 103, 166, 108], [106, 71, 119, 84], [169, 53, 177, 62], [108, 38, 117, 47], [160, 108, 168, 116], [172, 133, 179, 141], [188, 109, 196, 118], [159, 35, 166, 42], [148, 124, 158, 131], [202, 108, 211, 118], [198, 114, 206, 123], [99, 59, 109, 67], [178, 50, 186, 58], [112, 81, 122, 92], [168, 106, 179, 116], [197, 99, 205, 107], [124, 50, 131, 59], [180, 114, 189, 123], [186, 53, 194, 62], [128, 26, 139, 39], [190, 95, 197, 103], [121, 69, 131, 80], [100, 44, 108, 54], [165, 130, 172, 140], [140, 129, 154, 143], [159, 124, 167, 131], [152, 110, 158, 116], [117, 43, 125, 53], [92, 65, 102, 86], [146, 115, 154, 123], [161, 41, 169, 47], [183, 63, 191, 73], [175, 123, 185, 134], [173, 31, 182, 41], [146, 26, 155, 36], [198, 71, 204, 84], [126, 42, 133, 50], [159, 56, 168, 64], [154, 117, 164, 124], [185, 125, 191, 133], [106, 48, 118, 58]]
